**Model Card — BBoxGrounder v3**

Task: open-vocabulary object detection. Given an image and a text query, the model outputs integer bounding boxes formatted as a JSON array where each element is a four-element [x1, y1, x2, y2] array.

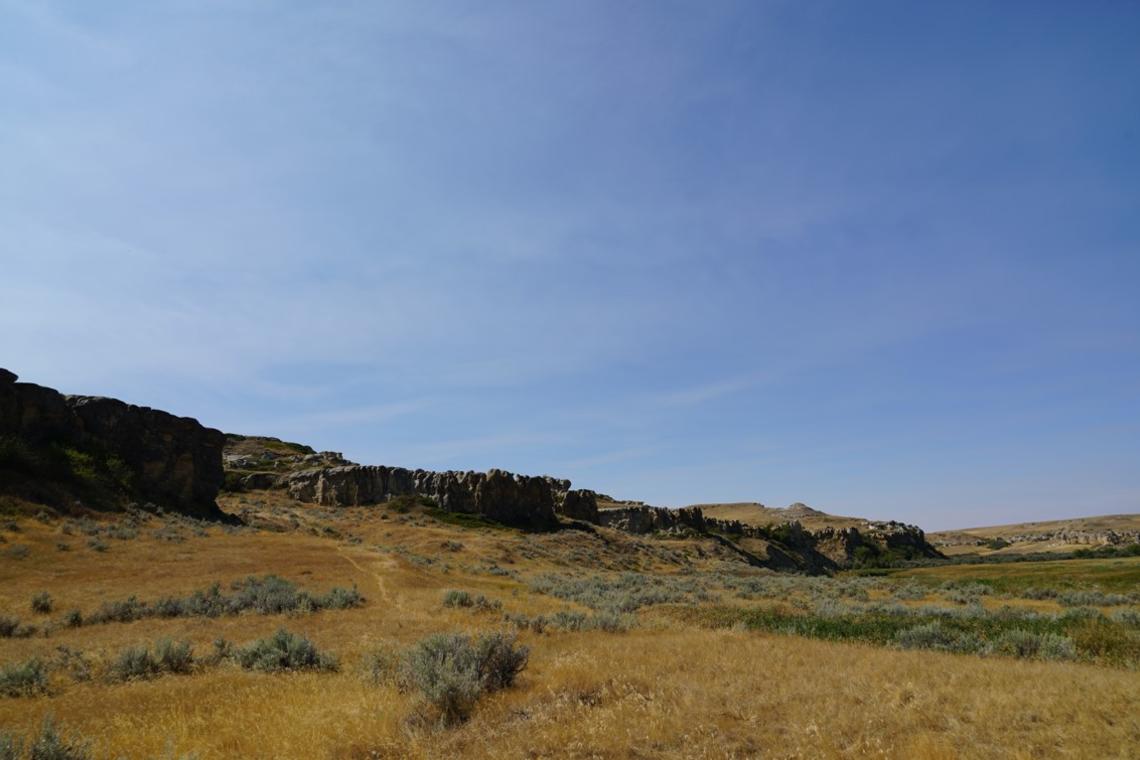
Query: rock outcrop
[[592, 500, 942, 570], [559, 489, 600, 522], [596, 505, 708, 534], [283, 465, 558, 529], [0, 369, 225, 517]]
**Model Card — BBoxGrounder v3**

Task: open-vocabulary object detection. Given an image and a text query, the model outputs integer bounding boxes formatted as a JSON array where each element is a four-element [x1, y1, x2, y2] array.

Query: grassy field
[[884, 556, 1140, 592], [1, 495, 1138, 759]]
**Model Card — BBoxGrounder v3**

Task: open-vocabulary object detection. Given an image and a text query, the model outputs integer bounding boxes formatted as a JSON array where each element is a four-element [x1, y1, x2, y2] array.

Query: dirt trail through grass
[[336, 545, 402, 611]]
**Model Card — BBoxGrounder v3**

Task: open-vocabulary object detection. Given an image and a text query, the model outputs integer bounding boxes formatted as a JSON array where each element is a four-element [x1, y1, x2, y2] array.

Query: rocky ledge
[[283, 465, 570, 530], [0, 369, 225, 517]]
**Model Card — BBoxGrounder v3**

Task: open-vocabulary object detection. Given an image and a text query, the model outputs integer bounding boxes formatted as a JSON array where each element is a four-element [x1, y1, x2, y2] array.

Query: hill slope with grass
[[0, 494, 1137, 758], [694, 501, 870, 531], [930, 514, 1140, 556]]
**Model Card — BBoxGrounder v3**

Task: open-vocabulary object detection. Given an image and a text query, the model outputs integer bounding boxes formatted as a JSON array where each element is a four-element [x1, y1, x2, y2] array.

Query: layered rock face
[[597, 505, 707, 534], [0, 369, 225, 517], [284, 465, 558, 529]]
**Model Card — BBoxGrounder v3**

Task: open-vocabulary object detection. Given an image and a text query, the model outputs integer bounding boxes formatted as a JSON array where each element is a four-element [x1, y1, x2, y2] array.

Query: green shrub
[[442, 590, 473, 608], [989, 630, 1076, 660], [1058, 590, 1129, 607], [26, 716, 90, 760], [154, 639, 194, 674], [228, 576, 307, 615], [0, 617, 20, 638], [0, 731, 21, 760], [361, 644, 403, 687], [0, 658, 48, 697], [1109, 608, 1140, 626], [401, 633, 484, 725], [235, 629, 337, 673], [110, 639, 194, 681], [895, 622, 982, 654], [442, 590, 501, 612], [473, 632, 529, 691], [204, 638, 233, 667], [110, 646, 158, 681], [87, 597, 147, 625], [586, 611, 634, 633], [31, 593, 53, 615], [318, 585, 364, 610], [81, 576, 365, 627], [401, 631, 528, 725], [1069, 620, 1140, 664], [4, 545, 30, 560]]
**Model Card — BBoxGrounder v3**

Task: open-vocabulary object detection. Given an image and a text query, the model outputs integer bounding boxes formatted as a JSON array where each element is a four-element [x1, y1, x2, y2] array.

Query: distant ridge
[[929, 513, 1140, 555], [692, 502, 872, 531]]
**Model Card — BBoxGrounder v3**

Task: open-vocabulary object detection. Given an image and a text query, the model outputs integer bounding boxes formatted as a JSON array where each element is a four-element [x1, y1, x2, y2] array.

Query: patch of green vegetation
[[395, 631, 528, 725], [80, 575, 364, 626], [0, 435, 136, 509], [424, 507, 512, 531], [0, 657, 48, 697], [0, 716, 91, 760], [224, 434, 315, 456], [109, 639, 194, 681], [235, 628, 337, 673], [889, 557, 1140, 593], [384, 494, 436, 514], [670, 603, 1139, 664]]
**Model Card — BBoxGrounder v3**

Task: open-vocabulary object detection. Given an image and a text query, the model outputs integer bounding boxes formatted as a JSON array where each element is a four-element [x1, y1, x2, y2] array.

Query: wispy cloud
[[397, 433, 568, 468], [649, 374, 772, 407], [243, 401, 432, 435]]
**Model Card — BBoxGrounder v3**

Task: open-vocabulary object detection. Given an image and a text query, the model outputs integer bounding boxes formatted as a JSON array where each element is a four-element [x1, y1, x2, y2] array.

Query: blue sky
[[1, 2, 1138, 530]]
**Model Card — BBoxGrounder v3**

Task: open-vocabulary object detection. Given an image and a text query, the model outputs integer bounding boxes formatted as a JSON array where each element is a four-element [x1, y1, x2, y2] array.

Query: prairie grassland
[[885, 556, 1140, 592], [1, 501, 1138, 759]]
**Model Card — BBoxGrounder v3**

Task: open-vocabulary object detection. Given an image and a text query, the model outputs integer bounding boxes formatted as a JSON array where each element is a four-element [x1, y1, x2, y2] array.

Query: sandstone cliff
[[282, 464, 559, 529], [0, 369, 225, 517]]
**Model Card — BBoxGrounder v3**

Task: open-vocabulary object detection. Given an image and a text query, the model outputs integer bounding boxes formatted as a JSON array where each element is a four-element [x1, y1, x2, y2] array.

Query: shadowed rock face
[[559, 489, 599, 522], [0, 369, 225, 517], [596, 505, 707, 534], [67, 395, 225, 514]]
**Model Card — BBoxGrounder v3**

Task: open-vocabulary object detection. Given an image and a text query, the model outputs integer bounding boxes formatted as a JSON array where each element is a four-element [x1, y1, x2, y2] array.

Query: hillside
[[1, 496, 1138, 758], [693, 501, 870, 531], [930, 513, 1140, 556]]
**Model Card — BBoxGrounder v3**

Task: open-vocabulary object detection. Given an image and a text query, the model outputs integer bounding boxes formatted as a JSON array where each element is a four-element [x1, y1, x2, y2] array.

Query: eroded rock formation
[[0, 369, 225, 517], [283, 465, 558, 529]]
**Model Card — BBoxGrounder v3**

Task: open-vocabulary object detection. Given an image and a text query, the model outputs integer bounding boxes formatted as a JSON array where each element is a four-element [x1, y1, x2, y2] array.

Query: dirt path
[[336, 545, 402, 610]]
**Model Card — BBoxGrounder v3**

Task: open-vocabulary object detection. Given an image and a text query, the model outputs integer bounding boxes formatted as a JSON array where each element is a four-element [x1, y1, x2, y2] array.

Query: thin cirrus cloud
[[0, 1, 1137, 527]]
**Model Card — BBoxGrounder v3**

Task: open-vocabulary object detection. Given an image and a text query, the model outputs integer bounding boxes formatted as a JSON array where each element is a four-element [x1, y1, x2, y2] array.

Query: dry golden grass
[[1, 502, 1138, 759]]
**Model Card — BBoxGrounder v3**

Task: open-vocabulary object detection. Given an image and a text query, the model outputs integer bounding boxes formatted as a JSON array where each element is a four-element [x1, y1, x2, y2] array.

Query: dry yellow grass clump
[[0, 500, 1137, 759]]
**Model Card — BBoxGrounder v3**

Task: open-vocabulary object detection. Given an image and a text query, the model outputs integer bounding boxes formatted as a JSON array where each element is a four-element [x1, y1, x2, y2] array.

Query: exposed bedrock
[[285, 465, 558, 529], [0, 369, 225, 517]]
